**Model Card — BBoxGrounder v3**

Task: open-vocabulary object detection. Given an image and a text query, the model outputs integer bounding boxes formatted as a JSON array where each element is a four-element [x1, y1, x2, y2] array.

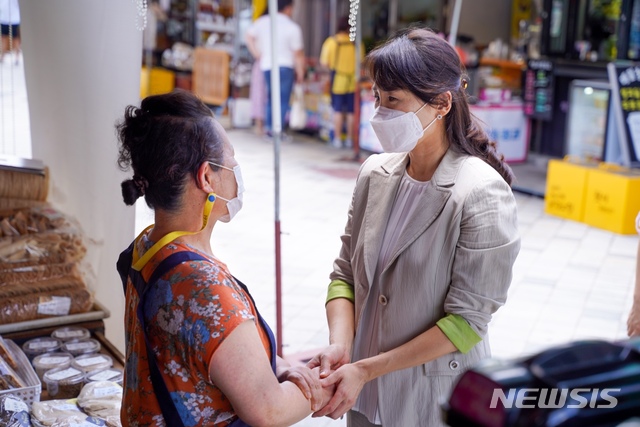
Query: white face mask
[[209, 162, 244, 223], [370, 103, 442, 153]]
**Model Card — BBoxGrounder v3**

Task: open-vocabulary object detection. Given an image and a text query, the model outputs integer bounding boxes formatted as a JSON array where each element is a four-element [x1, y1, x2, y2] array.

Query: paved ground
[[4, 58, 639, 427]]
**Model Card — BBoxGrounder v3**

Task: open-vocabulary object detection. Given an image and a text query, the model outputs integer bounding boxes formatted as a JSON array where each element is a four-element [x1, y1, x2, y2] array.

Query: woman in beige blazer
[[307, 28, 521, 427]]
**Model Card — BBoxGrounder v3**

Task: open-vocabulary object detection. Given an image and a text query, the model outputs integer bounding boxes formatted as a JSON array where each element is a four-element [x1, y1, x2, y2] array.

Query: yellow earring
[[202, 193, 216, 229]]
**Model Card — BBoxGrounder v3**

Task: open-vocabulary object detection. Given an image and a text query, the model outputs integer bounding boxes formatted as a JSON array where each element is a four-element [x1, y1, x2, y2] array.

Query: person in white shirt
[[245, 0, 304, 136], [0, 0, 21, 64]]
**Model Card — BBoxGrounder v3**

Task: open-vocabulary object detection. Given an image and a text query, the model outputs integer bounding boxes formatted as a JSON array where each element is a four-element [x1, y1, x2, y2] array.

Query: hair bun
[[133, 175, 149, 194], [121, 176, 148, 206]]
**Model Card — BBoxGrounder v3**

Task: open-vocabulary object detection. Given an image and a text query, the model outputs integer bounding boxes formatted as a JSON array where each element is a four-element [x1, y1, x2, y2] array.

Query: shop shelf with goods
[[0, 157, 125, 393], [195, 0, 236, 53], [467, 54, 531, 164], [167, 0, 199, 46], [293, 58, 334, 138], [141, 0, 253, 110]]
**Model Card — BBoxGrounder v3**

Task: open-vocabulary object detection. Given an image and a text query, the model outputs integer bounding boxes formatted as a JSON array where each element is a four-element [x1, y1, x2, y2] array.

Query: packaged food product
[[51, 326, 90, 342], [77, 381, 123, 427], [31, 352, 73, 381], [71, 354, 112, 373], [0, 206, 87, 269], [0, 262, 78, 286], [31, 398, 106, 426], [0, 336, 20, 370], [0, 394, 30, 427], [84, 368, 123, 385], [61, 339, 101, 357], [21, 337, 61, 360], [42, 367, 85, 399]]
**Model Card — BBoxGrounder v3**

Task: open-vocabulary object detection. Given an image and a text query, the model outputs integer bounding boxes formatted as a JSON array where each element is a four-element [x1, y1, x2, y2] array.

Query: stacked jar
[[41, 327, 98, 399]]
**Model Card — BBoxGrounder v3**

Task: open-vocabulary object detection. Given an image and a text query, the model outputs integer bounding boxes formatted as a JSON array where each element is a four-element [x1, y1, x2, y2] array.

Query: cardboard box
[[140, 67, 175, 99], [544, 158, 596, 222], [583, 164, 640, 234]]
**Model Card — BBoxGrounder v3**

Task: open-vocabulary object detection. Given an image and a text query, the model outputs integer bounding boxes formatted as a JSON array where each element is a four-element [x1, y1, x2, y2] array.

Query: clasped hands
[[280, 344, 366, 419]]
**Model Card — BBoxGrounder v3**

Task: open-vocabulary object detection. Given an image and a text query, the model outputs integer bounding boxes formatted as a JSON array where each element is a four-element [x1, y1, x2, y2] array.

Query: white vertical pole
[[330, 0, 337, 36], [448, 0, 463, 46], [388, 0, 399, 34], [268, 0, 284, 357]]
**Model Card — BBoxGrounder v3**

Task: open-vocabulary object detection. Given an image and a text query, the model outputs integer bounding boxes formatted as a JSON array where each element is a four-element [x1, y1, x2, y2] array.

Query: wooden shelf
[[479, 57, 526, 70]]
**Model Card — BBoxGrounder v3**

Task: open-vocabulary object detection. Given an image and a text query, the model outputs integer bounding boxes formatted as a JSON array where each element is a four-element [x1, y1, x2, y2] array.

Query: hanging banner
[[607, 62, 640, 167]]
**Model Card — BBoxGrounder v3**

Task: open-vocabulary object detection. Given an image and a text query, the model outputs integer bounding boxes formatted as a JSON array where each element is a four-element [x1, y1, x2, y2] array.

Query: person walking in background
[[319, 16, 362, 149], [116, 90, 334, 426], [307, 28, 520, 427], [0, 0, 21, 65], [627, 212, 640, 337], [248, 6, 268, 136], [245, 0, 304, 137]]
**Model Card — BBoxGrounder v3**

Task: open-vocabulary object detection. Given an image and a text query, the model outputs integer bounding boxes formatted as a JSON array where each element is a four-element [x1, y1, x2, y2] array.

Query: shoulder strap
[[116, 241, 135, 294], [130, 251, 209, 427]]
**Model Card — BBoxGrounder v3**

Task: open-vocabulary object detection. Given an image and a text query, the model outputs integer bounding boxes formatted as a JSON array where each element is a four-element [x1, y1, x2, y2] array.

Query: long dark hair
[[365, 28, 514, 185], [116, 89, 225, 210]]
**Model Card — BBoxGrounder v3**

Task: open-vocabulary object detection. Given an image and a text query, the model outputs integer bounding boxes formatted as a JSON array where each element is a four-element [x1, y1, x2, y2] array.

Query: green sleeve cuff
[[326, 279, 355, 304], [436, 313, 482, 354]]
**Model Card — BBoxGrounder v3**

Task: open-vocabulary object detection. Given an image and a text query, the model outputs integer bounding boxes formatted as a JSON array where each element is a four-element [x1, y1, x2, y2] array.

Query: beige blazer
[[330, 148, 520, 426]]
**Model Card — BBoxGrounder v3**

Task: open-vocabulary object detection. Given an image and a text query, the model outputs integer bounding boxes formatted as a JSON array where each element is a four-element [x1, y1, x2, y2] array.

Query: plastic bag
[[289, 85, 307, 130], [77, 381, 123, 427], [0, 394, 30, 427]]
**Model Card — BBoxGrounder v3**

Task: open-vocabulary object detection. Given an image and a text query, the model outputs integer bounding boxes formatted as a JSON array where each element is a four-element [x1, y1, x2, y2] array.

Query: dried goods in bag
[[30, 399, 106, 426], [77, 381, 123, 427], [0, 394, 31, 427]]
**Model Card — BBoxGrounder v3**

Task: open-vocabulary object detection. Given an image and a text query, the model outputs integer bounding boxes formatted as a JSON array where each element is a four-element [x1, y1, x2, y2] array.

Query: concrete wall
[[19, 0, 142, 352]]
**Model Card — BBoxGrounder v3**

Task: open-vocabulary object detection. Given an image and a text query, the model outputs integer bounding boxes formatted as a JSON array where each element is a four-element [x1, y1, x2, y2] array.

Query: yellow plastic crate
[[583, 164, 640, 234], [140, 67, 175, 98], [544, 158, 596, 222]]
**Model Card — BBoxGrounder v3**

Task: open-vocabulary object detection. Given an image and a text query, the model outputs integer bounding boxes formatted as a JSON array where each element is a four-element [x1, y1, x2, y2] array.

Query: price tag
[[93, 385, 122, 398], [66, 342, 93, 351], [39, 356, 69, 364], [37, 296, 71, 316], [28, 340, 58, 350], [47, 367, 82, 381], [88, 370, 120, 381], [57, 330, 86, 338], [3, 397, 28, 413], [76, 356, 108, 367]]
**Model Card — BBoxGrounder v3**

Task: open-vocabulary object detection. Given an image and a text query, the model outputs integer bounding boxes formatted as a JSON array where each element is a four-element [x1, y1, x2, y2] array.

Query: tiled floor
[[4, 58, 639, 427]]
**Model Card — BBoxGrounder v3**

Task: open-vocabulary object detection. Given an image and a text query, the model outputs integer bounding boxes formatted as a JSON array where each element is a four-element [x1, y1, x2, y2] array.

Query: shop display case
[[565, 79, 611, 161], [0, 158, 124, 417]]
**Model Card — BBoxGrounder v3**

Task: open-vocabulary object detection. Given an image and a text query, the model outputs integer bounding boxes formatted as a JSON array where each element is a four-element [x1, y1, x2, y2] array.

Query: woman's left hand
[[312, 363, 368, 419], [278, 365, 323, 411]]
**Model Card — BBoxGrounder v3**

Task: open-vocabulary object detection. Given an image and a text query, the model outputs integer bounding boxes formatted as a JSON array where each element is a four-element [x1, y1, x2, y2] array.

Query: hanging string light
[[349, 0, 359, 42], [133, 0, 148, 31]]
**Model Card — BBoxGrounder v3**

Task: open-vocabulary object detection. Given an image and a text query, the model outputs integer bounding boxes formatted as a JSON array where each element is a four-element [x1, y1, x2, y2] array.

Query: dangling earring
[[202, 193, 216, 229]]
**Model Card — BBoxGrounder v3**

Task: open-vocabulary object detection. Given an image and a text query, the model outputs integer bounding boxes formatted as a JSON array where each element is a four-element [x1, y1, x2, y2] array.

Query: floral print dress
[[121, 230, 272, 426]]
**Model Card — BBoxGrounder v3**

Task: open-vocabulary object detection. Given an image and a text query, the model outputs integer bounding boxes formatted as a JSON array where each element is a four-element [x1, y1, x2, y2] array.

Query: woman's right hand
[[306, 344, 350, 378]]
